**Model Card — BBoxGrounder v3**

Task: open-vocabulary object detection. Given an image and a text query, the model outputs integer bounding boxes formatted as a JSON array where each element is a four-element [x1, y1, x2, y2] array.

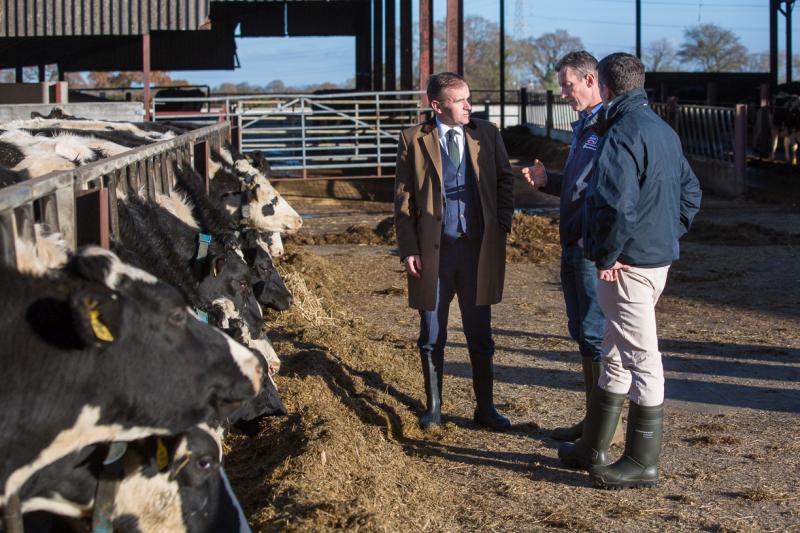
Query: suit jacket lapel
[[465, 125, 481, 186]]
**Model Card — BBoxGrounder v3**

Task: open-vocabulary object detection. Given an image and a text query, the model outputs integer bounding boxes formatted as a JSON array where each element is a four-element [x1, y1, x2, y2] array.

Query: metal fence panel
[[0, 122, 229, 268]]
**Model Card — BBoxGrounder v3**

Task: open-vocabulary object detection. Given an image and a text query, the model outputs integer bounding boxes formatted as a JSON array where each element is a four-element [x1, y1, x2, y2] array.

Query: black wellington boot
[[469, 353, 511, 431], [590, 402, 663, 489], [419, 351, 443, 429], [558, 386, 625, 470], [552, 358, 601, 441]]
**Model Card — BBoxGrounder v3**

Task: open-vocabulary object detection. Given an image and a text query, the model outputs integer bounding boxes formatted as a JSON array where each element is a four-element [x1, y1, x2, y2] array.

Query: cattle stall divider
[[0, 123, 231, 269]]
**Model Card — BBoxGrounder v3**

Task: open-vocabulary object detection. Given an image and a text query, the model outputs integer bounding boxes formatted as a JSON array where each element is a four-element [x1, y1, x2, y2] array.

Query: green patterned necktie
[[446, 129, 461, 168]]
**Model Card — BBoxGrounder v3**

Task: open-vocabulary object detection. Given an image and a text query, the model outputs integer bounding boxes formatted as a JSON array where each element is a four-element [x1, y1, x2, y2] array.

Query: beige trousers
[[596, 265, 670, 406]]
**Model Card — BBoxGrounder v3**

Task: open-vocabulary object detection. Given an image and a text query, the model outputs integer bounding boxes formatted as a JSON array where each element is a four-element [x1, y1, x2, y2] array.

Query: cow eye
[[196, 457, 213, 470], [168, 308, 187, 327]]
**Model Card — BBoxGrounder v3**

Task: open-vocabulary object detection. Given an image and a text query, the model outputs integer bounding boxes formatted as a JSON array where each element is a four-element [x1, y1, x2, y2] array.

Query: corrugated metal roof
[[0, 0, 210, 37]]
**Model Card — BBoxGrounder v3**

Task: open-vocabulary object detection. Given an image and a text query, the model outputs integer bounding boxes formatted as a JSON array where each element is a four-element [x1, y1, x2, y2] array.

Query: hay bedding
[[287, 213, 562, 264], [224, 196, 800, 532], [224, 245, 800, 532]]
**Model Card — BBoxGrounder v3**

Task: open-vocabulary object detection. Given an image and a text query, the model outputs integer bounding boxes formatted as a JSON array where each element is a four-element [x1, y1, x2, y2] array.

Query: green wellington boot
[[553, 361, 625, 446], [552, 358, 599, 441], [590, 402, 663, 489], [558, 386, 625, 470]]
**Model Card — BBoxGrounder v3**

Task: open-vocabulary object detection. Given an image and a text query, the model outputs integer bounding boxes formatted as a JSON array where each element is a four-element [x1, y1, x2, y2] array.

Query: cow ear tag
[[156, 438, 169, 471], [88, 307, 114, 342]]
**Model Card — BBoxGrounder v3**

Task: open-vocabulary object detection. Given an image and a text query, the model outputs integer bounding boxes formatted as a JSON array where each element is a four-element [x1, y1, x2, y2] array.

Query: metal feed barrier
[[153, 91, 427, 178], [0, 123, 231, 269]]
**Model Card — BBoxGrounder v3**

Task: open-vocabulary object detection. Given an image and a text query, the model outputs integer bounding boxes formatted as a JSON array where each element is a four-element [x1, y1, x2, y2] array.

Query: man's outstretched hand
[[521, 159, 547, 188]]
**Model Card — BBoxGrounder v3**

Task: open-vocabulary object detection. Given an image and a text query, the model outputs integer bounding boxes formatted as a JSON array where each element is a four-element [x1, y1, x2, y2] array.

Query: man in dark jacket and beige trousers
[[522, 51, 622, 446], [394, 72, 515, 431], [558, 53, 702, 489]]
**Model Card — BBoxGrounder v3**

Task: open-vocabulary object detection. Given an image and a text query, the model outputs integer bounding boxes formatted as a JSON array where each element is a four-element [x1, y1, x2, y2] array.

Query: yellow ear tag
[[156, 438, 169, 470], [89, 308, 114, 342], [212, 263, 218, 277]]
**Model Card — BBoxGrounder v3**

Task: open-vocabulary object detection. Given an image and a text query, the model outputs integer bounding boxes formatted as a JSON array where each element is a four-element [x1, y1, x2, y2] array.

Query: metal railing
[[153, 90, 427, 178], [0, 123, 230, 268], [651, 102, 736, 162], [521, 90, 579, 143]]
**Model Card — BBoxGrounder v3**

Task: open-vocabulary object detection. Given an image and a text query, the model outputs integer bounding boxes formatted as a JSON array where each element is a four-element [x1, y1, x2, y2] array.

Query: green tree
[[678, 24, 748, 72]]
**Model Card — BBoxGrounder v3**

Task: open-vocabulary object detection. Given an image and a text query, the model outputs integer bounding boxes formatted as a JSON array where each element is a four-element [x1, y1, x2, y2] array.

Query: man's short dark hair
[[597, 53, 645, 96], [427, 72, 468, 102], [555, 51, 598, 77]]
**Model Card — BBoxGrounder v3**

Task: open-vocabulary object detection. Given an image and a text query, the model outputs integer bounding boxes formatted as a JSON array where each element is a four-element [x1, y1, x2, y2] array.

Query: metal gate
[[154, 91, 426, 178]]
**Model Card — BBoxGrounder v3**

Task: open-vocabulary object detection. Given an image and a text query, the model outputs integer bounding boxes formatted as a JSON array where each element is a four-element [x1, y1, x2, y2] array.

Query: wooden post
[[519, 87, 528, 124], [194, 141, 210, 194], [545, 90, 554, 138], [499, 0, 506, 129], [0, 212, 17, 268], [399, 0, 413, 90], [373, 0, 383, 92], [734, 103, 747, 197], [770, 0, 779, 88], [419, 0, 433, 107], [667, 96, 679, 130], [446, 0, 463, 74], [75, 189, 110, 249], [786, 0, 794, 83], [385, 0, 396, 91], [143, 33, 152, 121], [3, 494, 23, 533]]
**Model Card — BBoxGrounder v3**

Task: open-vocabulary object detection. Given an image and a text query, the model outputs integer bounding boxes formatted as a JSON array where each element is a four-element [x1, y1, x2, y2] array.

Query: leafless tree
[[646, 38, 678, 72], [517, 29, 583, 91]]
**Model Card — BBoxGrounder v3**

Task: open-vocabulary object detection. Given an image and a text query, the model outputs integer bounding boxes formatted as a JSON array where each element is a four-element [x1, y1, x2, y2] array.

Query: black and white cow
[[239, 228, 292, 310], [16, 425, 252, 533], [171, 166, 292, 310], [115, 193, 264, 339], [0, 247, 263, 505], [207, 144, 303, 236], [771, 92, 800, 165]]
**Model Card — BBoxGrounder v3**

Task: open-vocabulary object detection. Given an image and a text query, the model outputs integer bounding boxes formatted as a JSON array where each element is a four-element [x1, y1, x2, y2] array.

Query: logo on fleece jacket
[[582, 133, 600, 150]]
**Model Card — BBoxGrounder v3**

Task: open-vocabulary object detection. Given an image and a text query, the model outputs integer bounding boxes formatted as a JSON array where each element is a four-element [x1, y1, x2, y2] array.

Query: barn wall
[[0, 101, 145, 121]]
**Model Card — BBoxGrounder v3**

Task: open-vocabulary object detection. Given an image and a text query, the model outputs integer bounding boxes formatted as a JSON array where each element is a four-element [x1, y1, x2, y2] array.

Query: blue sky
[[178, 0, 797, 88]]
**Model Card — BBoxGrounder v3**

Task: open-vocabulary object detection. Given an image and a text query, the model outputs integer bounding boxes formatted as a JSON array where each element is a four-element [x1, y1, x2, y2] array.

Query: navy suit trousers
[[417, 236, 493, 357]]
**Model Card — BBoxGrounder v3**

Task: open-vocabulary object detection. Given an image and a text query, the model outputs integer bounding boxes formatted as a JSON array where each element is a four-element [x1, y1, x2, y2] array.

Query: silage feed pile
[[224, 252, 460, 532]]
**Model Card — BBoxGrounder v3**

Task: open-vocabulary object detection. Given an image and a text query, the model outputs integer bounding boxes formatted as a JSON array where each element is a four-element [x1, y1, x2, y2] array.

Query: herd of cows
[[0, 110, 304, 532]]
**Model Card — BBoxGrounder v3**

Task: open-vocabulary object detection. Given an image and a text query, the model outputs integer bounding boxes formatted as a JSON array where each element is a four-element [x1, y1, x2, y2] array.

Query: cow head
[[18, 425, 251, 533], [209, 146, 303, 234], [198, 240, 263, 338], [238, 229, 292, 310], [65, 247, 264, 421], [112, 425, 250, 533]]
